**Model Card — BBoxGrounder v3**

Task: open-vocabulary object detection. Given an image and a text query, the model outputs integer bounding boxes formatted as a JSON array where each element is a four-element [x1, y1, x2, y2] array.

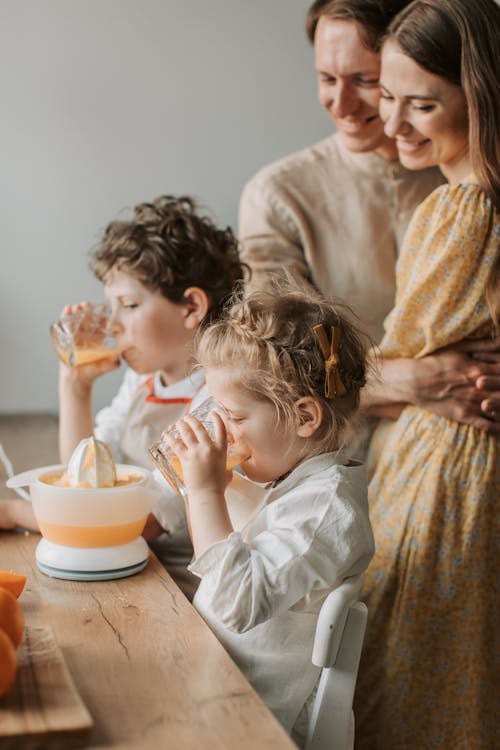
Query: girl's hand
[[165, 412, 231, 497], [163, 413, 234, 557]]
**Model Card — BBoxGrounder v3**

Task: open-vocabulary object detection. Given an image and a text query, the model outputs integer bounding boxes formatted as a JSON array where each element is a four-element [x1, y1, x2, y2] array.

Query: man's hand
[[363, 339, 500, 433], [452, 338, 500, 422]]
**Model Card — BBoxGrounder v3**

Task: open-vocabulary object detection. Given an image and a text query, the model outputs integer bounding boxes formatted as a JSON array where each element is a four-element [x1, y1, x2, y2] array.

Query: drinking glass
[[148, 398, 249, 497], [50, 303, 119, 367]]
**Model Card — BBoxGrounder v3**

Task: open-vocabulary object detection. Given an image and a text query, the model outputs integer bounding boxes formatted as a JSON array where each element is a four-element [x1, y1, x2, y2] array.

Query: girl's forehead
[[205, 366, 239, 390], [205, 368, 252, 404]]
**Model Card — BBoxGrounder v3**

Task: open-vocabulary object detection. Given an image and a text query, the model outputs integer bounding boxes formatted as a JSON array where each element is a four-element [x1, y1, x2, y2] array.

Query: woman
[[354, 1, 500, 748], [239, 0, 500, 436]]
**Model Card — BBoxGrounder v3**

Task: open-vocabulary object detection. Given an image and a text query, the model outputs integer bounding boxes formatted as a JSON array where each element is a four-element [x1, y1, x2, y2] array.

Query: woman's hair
[[385, 0, 500, 208], [386, 0, 500, 326], [306, 0, 411, 50], [195, 284, 370, 454], [91, 195, 248, 325]]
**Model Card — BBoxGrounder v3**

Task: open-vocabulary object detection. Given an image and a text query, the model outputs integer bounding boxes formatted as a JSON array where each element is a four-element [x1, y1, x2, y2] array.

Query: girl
[[354, 1, 500, 748], [1, 195, 246, 598], [164, 286, 375, 745]]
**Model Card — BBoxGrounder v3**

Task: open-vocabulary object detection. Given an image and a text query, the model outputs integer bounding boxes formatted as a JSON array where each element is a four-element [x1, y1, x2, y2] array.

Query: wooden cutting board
[[0, 624, 93, 749]]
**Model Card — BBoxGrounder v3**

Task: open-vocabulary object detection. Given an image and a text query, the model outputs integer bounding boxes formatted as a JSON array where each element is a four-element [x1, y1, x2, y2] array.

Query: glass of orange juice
[[50, 303, 119, 367], [148, 399, 250, 497]]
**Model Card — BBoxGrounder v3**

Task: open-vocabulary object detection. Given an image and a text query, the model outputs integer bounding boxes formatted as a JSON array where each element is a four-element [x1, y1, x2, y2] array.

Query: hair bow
[[313, 324, 347, 398]]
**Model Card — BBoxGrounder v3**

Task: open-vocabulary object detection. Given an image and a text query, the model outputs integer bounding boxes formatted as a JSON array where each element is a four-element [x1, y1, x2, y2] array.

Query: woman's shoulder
[[412, 181, 497, 232], [418, 181, 493, 213]]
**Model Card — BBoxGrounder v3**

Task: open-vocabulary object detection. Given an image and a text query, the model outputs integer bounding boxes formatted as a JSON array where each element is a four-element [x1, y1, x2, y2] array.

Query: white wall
[[0, 0, 331, 414]]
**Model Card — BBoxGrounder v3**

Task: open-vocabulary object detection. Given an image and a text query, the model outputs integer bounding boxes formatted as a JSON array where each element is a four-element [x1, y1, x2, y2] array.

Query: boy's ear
[[295, 397, 323, 437], [182, 287, 210, 330]]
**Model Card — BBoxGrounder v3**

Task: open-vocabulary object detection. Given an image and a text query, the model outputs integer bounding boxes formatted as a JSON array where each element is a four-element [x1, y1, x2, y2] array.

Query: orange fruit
[[0, 570, 27, 599], [0, 627, 17, 697], [0, 588, 24, 648]]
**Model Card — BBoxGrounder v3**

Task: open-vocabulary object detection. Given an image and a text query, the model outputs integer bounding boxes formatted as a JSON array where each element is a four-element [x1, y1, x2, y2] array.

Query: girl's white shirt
[[190, 452, 374, 734]]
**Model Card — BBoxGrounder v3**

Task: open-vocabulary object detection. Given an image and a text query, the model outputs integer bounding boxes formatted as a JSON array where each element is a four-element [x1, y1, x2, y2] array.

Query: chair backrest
[[304, 574, 367, 750]]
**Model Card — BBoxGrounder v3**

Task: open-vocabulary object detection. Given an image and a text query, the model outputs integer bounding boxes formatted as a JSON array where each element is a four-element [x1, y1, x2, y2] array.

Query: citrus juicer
[[7, 438, 160, 581], [66, 436, 117, 488]]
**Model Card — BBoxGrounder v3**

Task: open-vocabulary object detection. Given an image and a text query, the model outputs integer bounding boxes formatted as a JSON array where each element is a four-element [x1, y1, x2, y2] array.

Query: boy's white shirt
[[94, 366, 207, 462], [190, 453, 374, 734]]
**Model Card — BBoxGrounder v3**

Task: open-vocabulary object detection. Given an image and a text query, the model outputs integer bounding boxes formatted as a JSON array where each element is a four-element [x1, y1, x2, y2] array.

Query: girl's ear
[[295, 397, 323, 437], [182, 287, 210, 330]]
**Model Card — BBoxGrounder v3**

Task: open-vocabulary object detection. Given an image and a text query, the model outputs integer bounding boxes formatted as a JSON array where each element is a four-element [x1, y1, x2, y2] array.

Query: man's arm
[[238, 174, 316, 293]]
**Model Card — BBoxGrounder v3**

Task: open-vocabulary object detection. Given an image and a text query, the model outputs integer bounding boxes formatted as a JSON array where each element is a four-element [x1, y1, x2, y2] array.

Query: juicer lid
[[7, 463, 150, 490], [6, 464, 65, 488]]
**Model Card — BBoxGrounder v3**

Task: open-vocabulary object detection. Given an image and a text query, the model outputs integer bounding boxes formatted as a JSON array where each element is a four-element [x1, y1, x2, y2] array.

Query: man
[[239, 0, 500, 431]]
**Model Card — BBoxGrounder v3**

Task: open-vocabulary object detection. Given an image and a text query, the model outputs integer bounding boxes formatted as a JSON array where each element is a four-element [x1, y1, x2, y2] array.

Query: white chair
[[304, 574, 367, 750]]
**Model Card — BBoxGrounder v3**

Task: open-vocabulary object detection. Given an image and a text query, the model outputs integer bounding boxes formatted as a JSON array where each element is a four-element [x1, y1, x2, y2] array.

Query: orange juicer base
[[35, 537, 150, 581]]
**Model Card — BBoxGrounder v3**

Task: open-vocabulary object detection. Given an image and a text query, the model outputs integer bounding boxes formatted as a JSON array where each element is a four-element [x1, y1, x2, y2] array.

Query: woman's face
[[314, 17, 397, 160], [379, 40, 470, 182]]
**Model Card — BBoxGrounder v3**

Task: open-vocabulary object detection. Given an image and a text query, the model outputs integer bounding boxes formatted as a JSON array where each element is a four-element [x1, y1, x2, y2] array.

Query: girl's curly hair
[[195, 282, 372, 453]]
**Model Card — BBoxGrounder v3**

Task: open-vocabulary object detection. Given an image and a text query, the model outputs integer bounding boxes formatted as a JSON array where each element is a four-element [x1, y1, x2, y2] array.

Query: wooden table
[[0, 532, 296, 749]]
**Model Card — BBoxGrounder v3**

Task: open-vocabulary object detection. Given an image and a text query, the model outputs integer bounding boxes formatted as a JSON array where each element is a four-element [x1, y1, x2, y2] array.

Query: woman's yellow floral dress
[[354, 183, 500, 750]]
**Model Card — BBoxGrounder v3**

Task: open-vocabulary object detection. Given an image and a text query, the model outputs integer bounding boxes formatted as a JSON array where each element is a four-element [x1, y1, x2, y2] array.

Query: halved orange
[[0, 627, 17, 697], [0, 588, 24, 648], [0, 570, 27, 599]]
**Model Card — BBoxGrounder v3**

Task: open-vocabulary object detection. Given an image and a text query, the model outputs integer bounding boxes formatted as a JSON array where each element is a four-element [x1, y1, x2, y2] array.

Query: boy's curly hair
[[91, 195, 248, 324], [195, 282, 372, 454]]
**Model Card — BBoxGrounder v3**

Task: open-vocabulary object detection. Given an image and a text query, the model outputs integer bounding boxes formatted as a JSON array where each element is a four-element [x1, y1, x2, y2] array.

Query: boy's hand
[[59, 355, 121, 392], [58, 301, 120, 391], [0, 500, 39, 532]]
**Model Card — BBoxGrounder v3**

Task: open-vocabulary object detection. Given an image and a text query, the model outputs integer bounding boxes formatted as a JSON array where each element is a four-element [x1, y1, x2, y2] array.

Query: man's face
[[314, 16, 397, 159]]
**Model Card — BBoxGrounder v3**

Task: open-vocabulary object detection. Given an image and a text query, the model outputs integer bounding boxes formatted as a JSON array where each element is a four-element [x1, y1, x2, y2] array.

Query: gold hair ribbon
[[313, 324, 347, 398]]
